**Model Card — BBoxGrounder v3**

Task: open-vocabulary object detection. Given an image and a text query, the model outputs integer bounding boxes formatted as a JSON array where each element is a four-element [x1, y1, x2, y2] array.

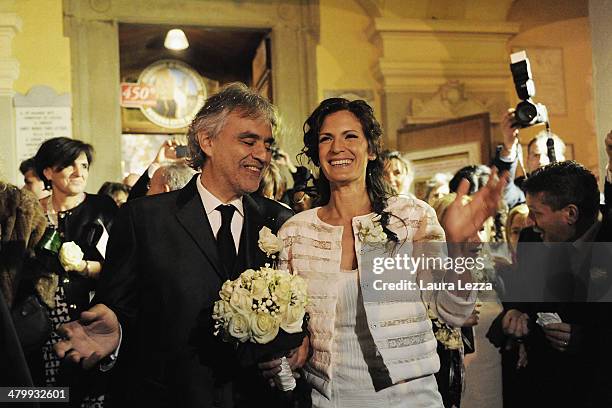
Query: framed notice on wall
[[14, 86, 72, 164]]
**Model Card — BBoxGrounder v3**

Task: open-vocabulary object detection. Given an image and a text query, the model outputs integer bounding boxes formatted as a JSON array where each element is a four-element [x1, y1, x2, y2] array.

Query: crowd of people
[[1, 82, 611, 408]]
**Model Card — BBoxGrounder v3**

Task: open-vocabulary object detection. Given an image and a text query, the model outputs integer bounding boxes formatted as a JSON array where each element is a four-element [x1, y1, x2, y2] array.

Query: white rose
[[59, 242, 85, 272], [280, 304, 305, 334], [212, 299, 234, 322], [229, 287, 253, 314], [250, 312, 280, 344], [290, 275, 308, 305], [219, 280, 234, 301], [291, 274, 308, 294], [228, 313, 251, 343], [275, 277, 292, 306], [250, 278, 269, 301], [258, 226, 283, 257], [240, 269, 256, 285]]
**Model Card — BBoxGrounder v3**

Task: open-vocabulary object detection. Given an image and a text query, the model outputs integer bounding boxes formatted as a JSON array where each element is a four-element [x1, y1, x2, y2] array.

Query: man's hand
[[501, 109, 519, 156], [54, 304, 120, 369], [441, 167, 507, 242], [257, 335, 309, 387], [502, 309, 529, 338], [543, 322, 571, 352]]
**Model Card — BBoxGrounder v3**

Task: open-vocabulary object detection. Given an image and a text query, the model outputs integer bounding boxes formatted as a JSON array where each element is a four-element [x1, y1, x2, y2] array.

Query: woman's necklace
[[44, 192, 86, 227]]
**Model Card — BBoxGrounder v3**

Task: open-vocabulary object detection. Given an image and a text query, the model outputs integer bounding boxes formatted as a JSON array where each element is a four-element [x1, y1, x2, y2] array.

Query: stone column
[[0, 10, 22, 184]]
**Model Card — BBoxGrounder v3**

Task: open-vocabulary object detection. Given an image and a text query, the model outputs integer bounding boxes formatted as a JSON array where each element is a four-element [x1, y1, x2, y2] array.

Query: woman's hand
[[463, 311, 480, 327], [441, 167, 507, 243]]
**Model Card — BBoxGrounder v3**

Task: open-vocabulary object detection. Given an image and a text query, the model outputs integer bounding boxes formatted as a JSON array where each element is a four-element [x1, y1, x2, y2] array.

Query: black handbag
[[11, 294, 53, 353]]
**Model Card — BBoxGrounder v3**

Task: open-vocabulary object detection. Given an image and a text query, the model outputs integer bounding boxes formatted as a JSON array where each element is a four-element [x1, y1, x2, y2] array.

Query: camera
[[510, 51, 549, 128], [175, 145, 189, 158]]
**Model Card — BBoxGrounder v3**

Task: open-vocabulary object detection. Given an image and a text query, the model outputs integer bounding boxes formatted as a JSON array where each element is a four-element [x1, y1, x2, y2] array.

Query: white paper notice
[[15, 107, 72, 163]]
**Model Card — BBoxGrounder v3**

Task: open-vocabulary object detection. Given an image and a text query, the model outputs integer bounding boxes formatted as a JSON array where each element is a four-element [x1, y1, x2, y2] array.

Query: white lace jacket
[[278, 195, 476, 400]]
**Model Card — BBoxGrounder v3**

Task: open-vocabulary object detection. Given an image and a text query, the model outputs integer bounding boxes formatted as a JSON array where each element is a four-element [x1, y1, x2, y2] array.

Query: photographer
[[492, 109, 566, 209]]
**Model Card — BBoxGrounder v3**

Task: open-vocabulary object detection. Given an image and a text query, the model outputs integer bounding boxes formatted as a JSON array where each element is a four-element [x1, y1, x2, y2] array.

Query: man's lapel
[[175, 176, 227, 281], [233, 194, 266, 278]]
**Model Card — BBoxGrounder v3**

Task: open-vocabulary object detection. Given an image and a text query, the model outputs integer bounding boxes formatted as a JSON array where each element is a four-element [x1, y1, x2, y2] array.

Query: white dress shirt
[[196, 174, 244, 252]]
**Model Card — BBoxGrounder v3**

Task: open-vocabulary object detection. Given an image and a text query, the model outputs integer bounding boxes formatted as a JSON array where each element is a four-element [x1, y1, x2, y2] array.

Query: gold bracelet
[[83, 260, 90, 278]]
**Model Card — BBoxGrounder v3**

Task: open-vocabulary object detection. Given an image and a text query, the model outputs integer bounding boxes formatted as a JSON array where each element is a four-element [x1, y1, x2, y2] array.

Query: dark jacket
[[95, 176, 293, 408]]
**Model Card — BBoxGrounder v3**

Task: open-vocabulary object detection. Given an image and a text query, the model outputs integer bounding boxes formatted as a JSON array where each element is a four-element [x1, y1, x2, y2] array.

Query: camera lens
[[515, 101, 537, 124]]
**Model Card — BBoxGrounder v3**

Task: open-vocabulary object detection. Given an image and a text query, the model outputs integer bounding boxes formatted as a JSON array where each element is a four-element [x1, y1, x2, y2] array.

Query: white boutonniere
[[258, 226, 283, 259], [357, 215, 388, 245], [59, 241, 87, 274]]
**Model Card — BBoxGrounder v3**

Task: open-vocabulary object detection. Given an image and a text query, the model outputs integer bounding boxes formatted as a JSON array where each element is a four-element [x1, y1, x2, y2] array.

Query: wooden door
[[252, 36, 272, 101], [396, 113, 492, 199]]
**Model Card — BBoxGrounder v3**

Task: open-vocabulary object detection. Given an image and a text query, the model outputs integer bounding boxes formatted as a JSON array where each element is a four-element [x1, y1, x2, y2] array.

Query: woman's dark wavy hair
[[301, 98, 398, 242], [33, 137, 94, 190]]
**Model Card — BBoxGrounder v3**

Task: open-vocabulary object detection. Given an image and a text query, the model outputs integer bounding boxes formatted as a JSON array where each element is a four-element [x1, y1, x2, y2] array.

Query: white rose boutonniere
[[258, 226, 283, 258], [357, 215, 388, 245], [59, 241, 86, 273]]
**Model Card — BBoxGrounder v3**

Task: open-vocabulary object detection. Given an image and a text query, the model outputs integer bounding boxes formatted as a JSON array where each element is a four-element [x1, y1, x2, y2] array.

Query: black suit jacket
[[501, 219, 612, 407], [95, 176, 292, 408]]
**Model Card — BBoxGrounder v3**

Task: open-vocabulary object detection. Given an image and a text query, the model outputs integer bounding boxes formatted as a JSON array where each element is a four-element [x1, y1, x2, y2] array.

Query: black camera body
[[510, 51, 548, 128]]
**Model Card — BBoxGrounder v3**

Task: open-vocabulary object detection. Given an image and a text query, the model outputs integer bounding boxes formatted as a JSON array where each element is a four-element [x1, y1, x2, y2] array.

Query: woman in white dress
[[278, 98, 506, 407]]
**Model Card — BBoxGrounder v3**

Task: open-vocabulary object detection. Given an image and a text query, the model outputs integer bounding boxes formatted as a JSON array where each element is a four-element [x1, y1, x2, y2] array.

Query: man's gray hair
[[160, 163, 196, 192], [186, 82, 278, 170]]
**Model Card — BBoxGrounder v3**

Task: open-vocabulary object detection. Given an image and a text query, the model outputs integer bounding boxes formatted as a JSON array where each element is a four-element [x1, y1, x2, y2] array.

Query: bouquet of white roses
[[212, 265, 309, 391]]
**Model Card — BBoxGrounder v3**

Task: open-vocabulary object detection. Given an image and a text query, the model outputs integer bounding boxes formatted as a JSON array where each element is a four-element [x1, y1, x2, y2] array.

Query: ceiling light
[[164, 29, 189, 50]]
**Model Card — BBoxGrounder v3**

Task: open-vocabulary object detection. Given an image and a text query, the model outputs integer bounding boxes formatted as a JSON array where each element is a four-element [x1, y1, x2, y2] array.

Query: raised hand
[[441, 167, 508, 243], [501, 109, 519, 155], [154, 139, 187, 165], [54, 304, 120, 369]]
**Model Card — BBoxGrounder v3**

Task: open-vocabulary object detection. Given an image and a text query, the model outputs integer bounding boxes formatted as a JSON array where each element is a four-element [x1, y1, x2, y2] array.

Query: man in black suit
[[54, 83, 299, 407], [501, 160, 612, 407]]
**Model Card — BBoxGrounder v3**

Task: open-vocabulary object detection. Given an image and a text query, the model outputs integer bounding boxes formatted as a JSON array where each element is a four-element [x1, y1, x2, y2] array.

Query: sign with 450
[[120, 83, 157, 108]]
